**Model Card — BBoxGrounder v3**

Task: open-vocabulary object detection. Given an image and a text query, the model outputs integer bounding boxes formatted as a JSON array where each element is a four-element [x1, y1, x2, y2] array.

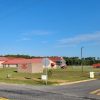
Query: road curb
[[0, 79, 97, 86], [90, 89, 100, 96], [54, 79, 96, 86]]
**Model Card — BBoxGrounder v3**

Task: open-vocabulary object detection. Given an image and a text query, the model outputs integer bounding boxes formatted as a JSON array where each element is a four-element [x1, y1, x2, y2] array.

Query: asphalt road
[[0, 80, 99, 100]]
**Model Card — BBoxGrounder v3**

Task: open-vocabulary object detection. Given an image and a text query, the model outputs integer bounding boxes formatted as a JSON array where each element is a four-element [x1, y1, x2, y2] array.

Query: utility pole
[[81, 47, 84, 72], [45, 57, 48, 85]]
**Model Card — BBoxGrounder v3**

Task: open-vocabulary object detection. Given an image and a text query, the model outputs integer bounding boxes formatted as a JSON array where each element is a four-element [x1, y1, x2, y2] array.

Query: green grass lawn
[[48, 66, 100, 82], [0, 66, 99, 85]]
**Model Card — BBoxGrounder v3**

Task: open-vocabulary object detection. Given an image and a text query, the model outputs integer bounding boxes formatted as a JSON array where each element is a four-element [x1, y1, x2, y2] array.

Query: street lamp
[[81, 47, 84, 72]]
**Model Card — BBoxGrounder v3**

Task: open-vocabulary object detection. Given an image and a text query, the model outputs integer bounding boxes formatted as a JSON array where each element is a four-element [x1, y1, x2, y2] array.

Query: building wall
[[61, 58, 66, 66], [17, 63, 32, 73], [32, 63, 43, 73], [3, 64, 17, 68], [0, 61, 5, 68], [17, 63, 43, 73]]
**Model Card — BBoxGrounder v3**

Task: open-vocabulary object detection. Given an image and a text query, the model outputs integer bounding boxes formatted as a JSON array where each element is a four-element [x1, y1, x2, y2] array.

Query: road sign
[[41, 75, 48, 80], [90, 72, 95, 78], [42, 58, 50, 67]]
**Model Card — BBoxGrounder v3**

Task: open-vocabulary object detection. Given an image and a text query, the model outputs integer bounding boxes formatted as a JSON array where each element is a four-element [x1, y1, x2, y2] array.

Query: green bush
[[48, 69, 53, 77]]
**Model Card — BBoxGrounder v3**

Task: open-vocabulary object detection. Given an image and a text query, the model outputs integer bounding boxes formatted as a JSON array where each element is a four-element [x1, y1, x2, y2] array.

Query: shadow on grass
[[13, 71, 18, 73]]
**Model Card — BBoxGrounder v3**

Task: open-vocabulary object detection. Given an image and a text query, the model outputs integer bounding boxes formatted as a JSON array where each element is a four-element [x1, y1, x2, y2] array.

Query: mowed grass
[[48, 66, 100, 82], [0, 66, 99, 85], [0, 68, 42, 85]]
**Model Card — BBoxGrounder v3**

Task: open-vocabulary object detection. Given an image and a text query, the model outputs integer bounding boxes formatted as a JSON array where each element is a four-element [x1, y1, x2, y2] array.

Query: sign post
[[42, 58, 50, 85]]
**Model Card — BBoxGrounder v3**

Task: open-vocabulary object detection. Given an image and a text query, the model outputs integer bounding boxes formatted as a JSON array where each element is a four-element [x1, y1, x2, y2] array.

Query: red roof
[[2, 57, 63, 64], [0, 57, 9, 61], [3, 58, 42, 65], [0, 57, 25, 61], [49, 57, 62, 62]]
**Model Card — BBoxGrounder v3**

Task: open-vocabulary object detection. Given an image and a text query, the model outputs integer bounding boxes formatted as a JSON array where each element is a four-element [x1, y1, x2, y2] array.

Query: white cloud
[[58, 32, 100, 47]]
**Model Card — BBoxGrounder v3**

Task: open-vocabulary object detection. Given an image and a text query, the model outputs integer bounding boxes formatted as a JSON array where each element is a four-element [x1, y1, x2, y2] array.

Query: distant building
[[0, 57, 8, 67], [2, 56, 66, 73], [0, 57, 16, 68], [3, 58, 43, 73], [93, 63, 100, 68], [43, 57, 66, 69], [2, 58, 26, 68]]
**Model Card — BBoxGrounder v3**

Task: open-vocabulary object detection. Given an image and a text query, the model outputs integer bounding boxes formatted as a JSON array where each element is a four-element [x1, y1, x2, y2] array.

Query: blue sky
[[0, 0, 100, 57]]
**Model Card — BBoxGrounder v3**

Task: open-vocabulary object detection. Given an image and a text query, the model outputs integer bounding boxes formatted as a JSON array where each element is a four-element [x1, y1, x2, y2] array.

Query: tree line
[[63, 57, 100, 65], [0, 54, 100, 65]]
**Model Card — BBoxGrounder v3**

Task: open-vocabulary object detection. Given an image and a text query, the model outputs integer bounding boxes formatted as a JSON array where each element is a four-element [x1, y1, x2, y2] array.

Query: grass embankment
[[0, 66, 99, 85]]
